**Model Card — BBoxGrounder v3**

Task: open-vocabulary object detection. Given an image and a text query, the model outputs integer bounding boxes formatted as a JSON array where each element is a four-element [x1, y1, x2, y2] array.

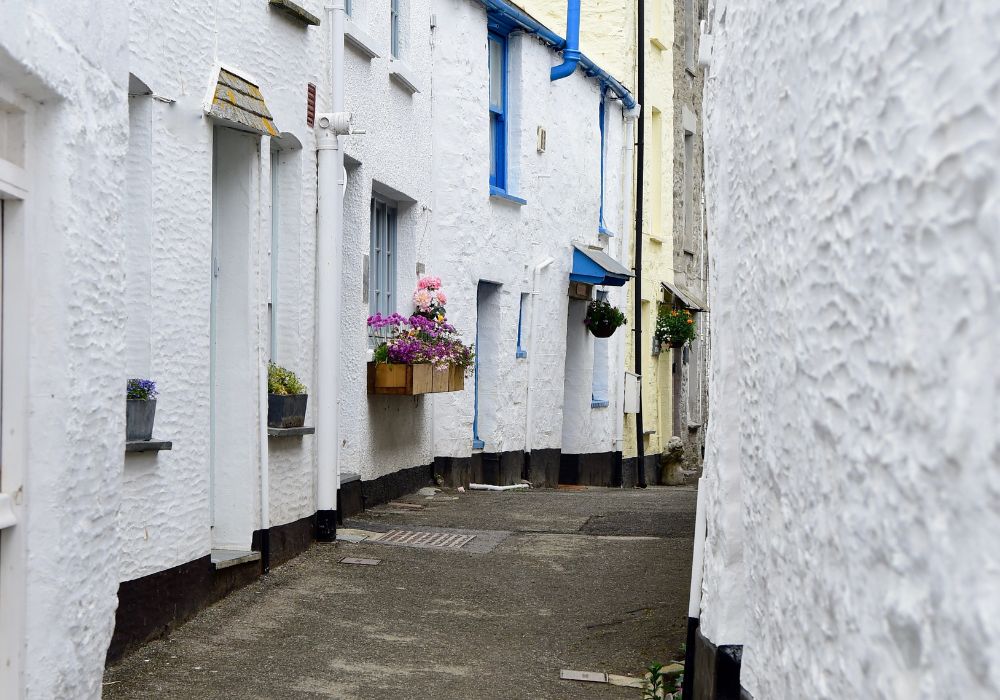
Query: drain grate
[[373, 529, 476, 549]]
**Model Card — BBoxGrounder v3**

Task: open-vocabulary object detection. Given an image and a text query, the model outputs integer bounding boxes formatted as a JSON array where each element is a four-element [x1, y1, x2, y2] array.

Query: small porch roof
[[661, 280, 707, 311], [569, 244, 634, 287]]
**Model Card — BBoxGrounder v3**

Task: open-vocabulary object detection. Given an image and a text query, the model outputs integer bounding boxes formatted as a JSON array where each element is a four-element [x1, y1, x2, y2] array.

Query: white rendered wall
[[700, 1, 1000, 698], [430, 2, 630, 460], [0, 1, 129, 697], [120, 0, 326, 580]]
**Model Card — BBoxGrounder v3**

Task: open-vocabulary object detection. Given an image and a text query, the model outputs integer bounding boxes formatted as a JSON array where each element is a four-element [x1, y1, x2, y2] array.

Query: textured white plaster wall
[[430, 0, 629, 459], [0, 2, 129, 697], [120, 0, 326, 579], [700, 1, 1000, 697]]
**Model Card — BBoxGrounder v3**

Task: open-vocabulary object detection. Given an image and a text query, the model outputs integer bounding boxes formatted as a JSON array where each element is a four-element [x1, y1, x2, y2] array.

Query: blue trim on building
[[591, 400, 610, 409], [489, 186, 527, 205], [479, 0, 636, 109]]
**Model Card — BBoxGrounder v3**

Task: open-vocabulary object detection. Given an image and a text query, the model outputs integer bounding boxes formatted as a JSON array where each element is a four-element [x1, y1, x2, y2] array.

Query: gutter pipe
[[474, 0, 636, 109], [632, 0, 646, 488], [682, 480, 708, 700], [314, 0, 347, 541], [549, 0, 581, 81]]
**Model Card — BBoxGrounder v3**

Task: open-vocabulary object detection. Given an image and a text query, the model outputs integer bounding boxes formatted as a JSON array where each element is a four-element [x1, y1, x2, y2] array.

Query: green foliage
[[268, 362, 306, 395], [654, 306, 697, 347], [642, 659, 684, 699], [584, 298, 627, 330]]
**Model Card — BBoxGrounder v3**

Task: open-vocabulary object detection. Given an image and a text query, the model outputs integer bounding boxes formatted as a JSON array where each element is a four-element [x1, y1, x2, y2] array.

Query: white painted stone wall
[[699, 1, 1000, 697], [0, 2, 129, 697], [430, 0, 630, 459], [120, 0, 328, 579]]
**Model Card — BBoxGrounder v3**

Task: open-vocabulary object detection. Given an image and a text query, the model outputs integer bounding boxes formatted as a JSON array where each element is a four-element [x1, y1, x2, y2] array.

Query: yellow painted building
[[521, 0, 681, 480]]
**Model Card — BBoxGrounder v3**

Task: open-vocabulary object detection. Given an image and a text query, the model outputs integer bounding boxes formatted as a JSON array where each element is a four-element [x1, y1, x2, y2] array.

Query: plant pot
[[126, 399, 157, 441], [367, 362, 466, 395], [268, 393, 308, 428], [669, 339, 687, 349], [587, 320, 619, 338]]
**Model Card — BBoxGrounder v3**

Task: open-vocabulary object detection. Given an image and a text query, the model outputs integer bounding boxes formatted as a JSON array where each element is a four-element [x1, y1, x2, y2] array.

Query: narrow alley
[[103, 486, 695, 699]]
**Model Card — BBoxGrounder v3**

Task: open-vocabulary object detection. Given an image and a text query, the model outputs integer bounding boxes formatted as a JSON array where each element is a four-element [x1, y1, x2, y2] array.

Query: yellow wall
[[521, 0, 677, 461]]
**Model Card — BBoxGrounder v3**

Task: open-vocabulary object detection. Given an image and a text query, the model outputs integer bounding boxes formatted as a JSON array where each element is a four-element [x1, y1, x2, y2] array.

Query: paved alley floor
[[103, 486, 696, 700]]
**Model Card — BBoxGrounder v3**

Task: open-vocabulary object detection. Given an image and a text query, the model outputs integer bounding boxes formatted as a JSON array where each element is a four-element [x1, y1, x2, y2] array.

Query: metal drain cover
[[373, 529, 475, 549]]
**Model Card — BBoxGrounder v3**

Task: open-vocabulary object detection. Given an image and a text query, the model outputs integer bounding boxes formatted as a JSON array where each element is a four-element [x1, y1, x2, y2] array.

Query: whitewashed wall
[[120, 0, 326, 579], [700, 1, 1000, 698], [430, 0, 630, 460], [340, 0, 437, 482], [0, 2, 128, 697]]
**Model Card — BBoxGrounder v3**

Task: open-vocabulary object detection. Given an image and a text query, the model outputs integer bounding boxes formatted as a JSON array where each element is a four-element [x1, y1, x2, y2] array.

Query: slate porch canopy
[[205, 66, 278, 136], [569, 244, 634, 287], [661, 280, 707, 311]]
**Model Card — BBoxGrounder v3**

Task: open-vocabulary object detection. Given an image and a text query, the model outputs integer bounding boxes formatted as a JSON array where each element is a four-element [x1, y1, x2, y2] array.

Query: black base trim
[[525, 448, 560, 488], [559, 451, 624, 487], [336, 475, 363, 522], [620, 454, 661, 488], [316, 509, 337, 542], [691, 625, 744, 700], [683, 616, 698, 700], [360, 462, 434, 509], [253, 513, 316, 568]]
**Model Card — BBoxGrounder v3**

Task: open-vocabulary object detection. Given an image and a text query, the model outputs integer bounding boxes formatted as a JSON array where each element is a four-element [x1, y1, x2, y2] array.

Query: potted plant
[[268, 363, 308, 428], [584, 298, 627, 338], [367, 277, 475, 395], [126, 378, 158, 441], [655, 307, 697, 349]]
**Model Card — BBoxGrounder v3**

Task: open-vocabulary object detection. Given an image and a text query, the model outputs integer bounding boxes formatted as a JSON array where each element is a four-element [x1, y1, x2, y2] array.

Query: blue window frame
[[516, 292, 528, 358], [598, 90, 611, 235], [488, 31, 507, 191]]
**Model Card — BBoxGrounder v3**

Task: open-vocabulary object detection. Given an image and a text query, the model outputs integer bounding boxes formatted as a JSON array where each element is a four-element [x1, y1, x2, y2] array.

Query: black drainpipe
[[632, 0, 647, 489]]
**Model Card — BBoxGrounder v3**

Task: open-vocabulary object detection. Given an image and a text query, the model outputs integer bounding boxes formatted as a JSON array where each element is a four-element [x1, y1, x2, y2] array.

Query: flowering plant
[[268, 362, 307, 395], [584, 299, 627, 332], [369, 277, 474, 372], [126, 378, 158, 401], [654, 307, 697, 348], [412, 275, 447, 319]]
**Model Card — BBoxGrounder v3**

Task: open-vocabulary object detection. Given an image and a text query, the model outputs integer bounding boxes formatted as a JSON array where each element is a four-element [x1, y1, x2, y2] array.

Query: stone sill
[[345, 18, 380, 58], [267, 426, 316, 437], [125, 439, 173, 453], [211, 549, 261, 570], [268, 0, 321, 26], [489, 187, 527, 206], [389, 59, 421, 94], [591, 400, 610, 409]]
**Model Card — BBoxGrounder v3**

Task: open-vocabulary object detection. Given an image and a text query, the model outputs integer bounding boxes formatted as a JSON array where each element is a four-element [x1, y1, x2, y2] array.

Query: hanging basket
[[588, 320, 620, 338]]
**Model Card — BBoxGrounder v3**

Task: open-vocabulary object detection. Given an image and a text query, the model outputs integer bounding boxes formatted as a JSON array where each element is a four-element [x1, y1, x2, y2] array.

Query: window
[[591, 291, 610, 407], [269, 148, 279, 361], [684, 0, 696, 69], [369, 197, 397, 319], [390, 0, 400, 58], [598, 92, 609, 234], [345, 0, 352, 17], [515, 292, 528, 358], [488, 31, 507, 191]]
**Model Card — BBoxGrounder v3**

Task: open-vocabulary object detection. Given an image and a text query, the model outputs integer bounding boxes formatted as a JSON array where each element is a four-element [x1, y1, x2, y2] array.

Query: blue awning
[[569, 244, 634, 287]]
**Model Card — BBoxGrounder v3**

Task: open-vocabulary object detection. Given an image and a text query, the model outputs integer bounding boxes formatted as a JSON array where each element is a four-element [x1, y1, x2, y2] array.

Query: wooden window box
[[367, 362, 465, 395]]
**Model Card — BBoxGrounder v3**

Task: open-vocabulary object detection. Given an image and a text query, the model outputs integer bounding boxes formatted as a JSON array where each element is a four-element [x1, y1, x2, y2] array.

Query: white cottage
[[4, 0, 636, 688]]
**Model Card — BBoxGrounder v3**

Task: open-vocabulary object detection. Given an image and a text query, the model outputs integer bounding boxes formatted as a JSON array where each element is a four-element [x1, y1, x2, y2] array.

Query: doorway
[[473, 282, 501, 449], [210, 127, 258, 552]]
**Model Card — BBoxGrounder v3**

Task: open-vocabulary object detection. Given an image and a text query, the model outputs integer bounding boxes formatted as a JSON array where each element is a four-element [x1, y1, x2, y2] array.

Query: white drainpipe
[[524, 257, 554, 455], [315, 0, 349, 540], [615, 110, 638, 456]]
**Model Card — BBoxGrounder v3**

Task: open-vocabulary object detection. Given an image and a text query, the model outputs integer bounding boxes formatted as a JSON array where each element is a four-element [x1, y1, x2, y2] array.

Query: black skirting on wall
[[620, 453, 661, 487], [525, 448, 560, 488], [106, 512, 317, 665], [691, 625, 746, 700], [359, 462, 435, 509], [559, 451, 629, 487]]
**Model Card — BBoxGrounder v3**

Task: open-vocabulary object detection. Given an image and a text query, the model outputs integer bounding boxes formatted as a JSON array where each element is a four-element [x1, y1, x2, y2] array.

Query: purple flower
[[127, 378, 158, 400]]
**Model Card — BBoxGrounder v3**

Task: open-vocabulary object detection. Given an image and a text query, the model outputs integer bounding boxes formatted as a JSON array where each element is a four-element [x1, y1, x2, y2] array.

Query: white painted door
[[210, 127, 259, 551]]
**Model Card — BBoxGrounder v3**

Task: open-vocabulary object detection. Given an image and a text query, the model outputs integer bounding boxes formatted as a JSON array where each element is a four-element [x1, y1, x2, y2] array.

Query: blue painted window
[[516, 293, 528, 358], [488, 32, 507, 191], [390, 0, 400, 58], [345, 0, 352, 17], [591, 291, 610, 407], [598, 92, 610, 235]]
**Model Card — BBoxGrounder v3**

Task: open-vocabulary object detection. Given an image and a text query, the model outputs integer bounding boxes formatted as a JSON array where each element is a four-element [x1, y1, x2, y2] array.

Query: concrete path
[[103, 486, 696, 699]]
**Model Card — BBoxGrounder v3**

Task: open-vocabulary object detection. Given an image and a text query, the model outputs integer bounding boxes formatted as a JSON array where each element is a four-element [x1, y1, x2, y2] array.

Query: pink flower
[[413, 289, 432, 310], [417, 276, 442, 290], [435, 290, 447, 305]]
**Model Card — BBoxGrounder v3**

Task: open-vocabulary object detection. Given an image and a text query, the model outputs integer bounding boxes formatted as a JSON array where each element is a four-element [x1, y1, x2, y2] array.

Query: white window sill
[[0, 493, 16, 529], [345, 18, 380, 59], [389, 59, 421, 94], [489, 186, 527, 206]]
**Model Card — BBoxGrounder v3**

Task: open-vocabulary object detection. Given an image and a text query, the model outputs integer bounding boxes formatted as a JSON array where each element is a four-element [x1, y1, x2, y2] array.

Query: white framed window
[[369, 196, 397, 318]]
